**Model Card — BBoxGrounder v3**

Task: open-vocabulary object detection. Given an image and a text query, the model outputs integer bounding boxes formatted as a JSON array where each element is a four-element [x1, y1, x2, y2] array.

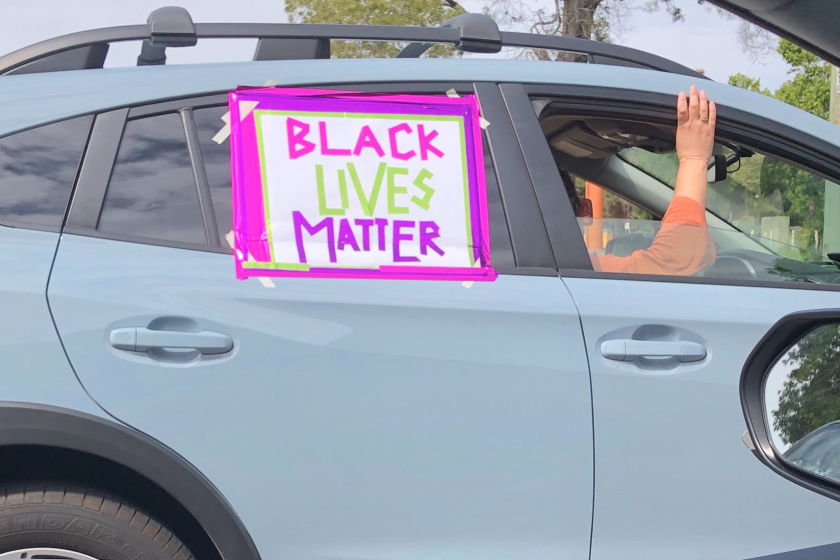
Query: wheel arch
[[0, 402, 260, 560]]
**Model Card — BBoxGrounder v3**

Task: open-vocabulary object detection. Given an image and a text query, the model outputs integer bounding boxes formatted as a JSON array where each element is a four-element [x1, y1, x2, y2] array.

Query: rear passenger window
[[97, 113, 206, 245], [0, 116, 92, 229]]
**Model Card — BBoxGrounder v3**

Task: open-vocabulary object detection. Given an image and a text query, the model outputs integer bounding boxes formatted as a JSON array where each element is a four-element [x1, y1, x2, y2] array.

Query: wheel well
[[0, 445, 221, 560]]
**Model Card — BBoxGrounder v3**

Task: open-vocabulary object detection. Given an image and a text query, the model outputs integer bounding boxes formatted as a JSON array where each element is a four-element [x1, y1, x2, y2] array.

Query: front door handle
[[600, 339, 707, 362], [110, 327, 233, 355]]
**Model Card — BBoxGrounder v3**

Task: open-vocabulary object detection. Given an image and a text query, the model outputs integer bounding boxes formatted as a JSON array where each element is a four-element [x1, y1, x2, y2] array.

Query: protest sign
[[229, 87, 495, 281]]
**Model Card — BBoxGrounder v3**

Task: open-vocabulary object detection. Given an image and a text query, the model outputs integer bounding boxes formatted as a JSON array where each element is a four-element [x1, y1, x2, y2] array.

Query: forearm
[[673, 158, 709, 209]]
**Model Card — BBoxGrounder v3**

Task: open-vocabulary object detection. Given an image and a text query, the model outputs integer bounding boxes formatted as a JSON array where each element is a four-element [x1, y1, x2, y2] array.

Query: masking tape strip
[[225, 231, 275, 288], [215, 80, 276, 144], [447, 89, 488, 128], [212, 123, 231, 144]]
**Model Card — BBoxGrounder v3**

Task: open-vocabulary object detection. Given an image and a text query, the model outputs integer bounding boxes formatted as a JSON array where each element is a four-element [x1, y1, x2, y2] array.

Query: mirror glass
[[764, 323, 840, 482]]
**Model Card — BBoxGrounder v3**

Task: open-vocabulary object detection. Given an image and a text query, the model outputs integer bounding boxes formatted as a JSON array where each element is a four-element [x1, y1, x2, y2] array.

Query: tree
[[773, 40, 831, 120], [729, 40, 830, 119], [284, 0, 465, 58], [727, 73, 772, 97], [725, 40, 831, 255], [773, 325, 840, 446], [286, 0, 699, 62]]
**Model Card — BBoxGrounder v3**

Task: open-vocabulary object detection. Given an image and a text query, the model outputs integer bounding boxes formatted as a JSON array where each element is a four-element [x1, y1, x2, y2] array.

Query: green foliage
[[284, 0, 464, 59], [774, 40, 831, 119], [774, 325, 840, 445], [727, 73, 772, 97], [723, 39, 832, 255], [729, 40, 830, 119]]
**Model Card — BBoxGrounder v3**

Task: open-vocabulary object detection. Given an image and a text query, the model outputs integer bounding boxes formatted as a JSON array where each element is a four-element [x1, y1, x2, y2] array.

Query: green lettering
[[410, 168, 435, 211], [347, 162, 386, 217], [387, 167, 410, 215], [316, 164, 348, 216]]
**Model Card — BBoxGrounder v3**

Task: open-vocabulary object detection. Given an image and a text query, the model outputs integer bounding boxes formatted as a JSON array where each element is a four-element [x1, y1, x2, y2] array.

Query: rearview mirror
[[707, 154, 727, 183]]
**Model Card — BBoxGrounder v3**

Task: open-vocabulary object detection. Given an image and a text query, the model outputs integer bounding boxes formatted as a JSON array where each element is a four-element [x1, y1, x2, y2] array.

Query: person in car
[[565, 85, 716, 276]]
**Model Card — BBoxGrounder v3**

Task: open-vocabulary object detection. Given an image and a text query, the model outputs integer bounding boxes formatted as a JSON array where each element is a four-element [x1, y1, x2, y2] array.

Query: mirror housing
[[708, 154, 727, 183], [741, 310, 840, 504]]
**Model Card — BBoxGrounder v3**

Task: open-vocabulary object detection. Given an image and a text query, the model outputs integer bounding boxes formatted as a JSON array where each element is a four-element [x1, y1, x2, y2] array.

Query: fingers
[[677, 91, 688, 126], [688, 84, 699, 121], [699, 89, 708, 121], [708, 100, 717, 129]]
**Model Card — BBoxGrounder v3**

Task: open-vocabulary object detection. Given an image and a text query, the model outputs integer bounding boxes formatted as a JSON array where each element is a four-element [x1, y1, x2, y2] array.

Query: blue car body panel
[[561, 277, 840, 560], [47, 234, 595, 560], [0, 226, 105, 416]]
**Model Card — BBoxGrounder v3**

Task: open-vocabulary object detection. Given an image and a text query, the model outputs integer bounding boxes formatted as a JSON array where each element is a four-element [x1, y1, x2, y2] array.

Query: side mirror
[[743, 312, 840, 503], [707, 154, 727, 183], [762, 321, 840, 482]]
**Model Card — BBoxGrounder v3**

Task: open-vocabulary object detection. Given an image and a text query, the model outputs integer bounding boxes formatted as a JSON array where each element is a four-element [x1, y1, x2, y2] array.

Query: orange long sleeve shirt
[[590, 196, 716, 276]]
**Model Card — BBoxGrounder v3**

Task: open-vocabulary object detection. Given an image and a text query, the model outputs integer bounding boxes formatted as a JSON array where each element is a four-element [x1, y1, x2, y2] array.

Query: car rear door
[[503, 81, 840, 560], [47, 82, 594, 560]]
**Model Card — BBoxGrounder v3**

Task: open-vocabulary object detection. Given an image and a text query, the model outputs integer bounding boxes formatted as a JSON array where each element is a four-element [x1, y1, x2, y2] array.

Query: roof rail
[[0, 5, 707, 80]]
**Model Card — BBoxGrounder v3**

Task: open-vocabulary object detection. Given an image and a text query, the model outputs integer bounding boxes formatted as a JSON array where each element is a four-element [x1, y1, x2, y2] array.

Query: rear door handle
[[600, 339, 706, 362], [110, 327, 233, 355]]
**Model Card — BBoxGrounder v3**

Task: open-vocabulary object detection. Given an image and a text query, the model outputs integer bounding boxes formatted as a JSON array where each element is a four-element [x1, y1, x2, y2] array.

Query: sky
[[0, 0, 791, 91]]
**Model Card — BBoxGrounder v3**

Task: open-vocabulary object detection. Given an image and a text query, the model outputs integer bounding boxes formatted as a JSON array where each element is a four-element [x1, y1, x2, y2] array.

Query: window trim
[[741, 309, 840, 504], [64, 82, 551, 275], [65, 109, 128, 231], [182, 107, 220, 247], [518, 84, 840, 291]]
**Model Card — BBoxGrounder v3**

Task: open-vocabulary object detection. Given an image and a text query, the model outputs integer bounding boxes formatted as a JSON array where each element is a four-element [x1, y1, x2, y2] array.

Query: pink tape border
[[230, 87, 497, 282]]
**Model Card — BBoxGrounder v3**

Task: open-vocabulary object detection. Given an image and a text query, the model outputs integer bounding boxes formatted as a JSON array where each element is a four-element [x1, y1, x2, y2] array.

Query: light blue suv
[[2, 6, 840, 560]]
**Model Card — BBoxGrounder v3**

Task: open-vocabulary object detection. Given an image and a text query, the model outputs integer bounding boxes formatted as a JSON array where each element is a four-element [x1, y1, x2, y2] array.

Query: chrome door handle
[[110, 327, 233, 355], [600, 339, 706, 362]]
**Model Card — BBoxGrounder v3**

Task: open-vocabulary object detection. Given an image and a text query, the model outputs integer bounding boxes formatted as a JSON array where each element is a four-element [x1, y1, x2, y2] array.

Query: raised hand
[[676, 85, 716, 163]]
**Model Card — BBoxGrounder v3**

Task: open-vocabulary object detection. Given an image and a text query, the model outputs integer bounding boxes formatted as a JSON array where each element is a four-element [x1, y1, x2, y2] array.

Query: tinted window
[[98, 113, 206, 245], [192, 106, 516, 265], [0, 116, 92, 229], [193, 106, 232, 242]]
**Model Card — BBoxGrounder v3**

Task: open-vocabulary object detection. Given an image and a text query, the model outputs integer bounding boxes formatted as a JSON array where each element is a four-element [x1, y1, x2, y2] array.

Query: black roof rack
[[0, 6, 708, 79]]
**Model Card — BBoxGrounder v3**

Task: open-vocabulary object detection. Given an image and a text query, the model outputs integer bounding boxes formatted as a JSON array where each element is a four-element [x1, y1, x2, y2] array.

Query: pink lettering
[[287, 118, 316, 159], [418, 125, 444, 160], [388, 123, 416, 161], [353, 125, 385, 157], [319, 121, 352, 156]]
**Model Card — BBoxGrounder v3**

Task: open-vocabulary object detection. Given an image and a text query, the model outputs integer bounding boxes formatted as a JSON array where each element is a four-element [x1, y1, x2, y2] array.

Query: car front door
[[47, 82, 595, 560], [503, 81, 840, 560]]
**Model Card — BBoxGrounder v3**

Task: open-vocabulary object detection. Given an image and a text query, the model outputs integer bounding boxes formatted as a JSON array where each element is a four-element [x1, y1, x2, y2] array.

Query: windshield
[[619, 144, 840, 265]]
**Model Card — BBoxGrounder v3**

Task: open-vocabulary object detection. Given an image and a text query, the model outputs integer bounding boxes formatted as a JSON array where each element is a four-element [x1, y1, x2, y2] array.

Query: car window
[[192, 105, 515, 267], [569, 176, 658, 253], [536, 101, 840, 286], [620, 145, 840, 284], [97, 113, 207, 245], [0, 116, 92, 229]]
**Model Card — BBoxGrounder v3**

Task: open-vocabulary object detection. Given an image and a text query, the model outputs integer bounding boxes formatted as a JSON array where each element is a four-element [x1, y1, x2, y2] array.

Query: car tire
[[0, 482, 194, 560]]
